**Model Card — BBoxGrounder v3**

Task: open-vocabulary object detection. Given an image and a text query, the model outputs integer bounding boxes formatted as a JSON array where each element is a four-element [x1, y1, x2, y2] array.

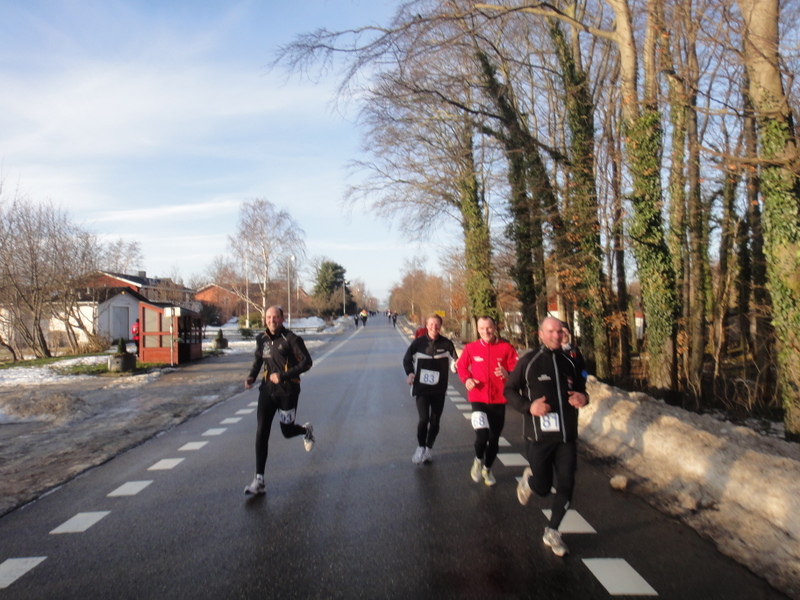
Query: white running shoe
[[470, 457, 482, 482], [482, 467, 496, 487], [303, 423, 315, 452], [422, 447, 432, 463], [412, 446, 425, 465], [517, 467, 533, 505], [543, 527, 568, 557], [244, 474, 266, 495]]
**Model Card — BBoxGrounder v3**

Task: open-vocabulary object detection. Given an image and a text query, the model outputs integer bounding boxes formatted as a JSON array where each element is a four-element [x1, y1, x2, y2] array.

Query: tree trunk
[[737, 0, 800, 439], [609, 0, 678, 393], [457, 125, 498, 322], [549, 19, 611, 380]]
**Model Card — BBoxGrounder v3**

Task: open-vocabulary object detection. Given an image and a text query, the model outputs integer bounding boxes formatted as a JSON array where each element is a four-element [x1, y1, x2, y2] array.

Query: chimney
[[137, 271, 147, 278]]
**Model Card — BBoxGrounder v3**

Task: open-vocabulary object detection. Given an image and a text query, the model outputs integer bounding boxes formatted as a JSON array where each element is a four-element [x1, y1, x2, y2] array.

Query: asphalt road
[[0, 317, 787, 599]]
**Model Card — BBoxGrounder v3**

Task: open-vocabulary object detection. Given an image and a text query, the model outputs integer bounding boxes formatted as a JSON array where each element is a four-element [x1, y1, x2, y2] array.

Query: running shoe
[[482, 467, 496, 487], [412, 446, 425, 465], [422, 447, 433, 463], [517, 467, 533, 505], [542, 527, 568, 557], [470, 457, 482, 482], [303, 423, 315, 452], [244, 474, 266, 495]]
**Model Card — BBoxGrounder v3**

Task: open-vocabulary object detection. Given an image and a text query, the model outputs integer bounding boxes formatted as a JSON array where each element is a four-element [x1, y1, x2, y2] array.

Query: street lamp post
[[288, 255, 295, 328], [342, 279, 350, 316]]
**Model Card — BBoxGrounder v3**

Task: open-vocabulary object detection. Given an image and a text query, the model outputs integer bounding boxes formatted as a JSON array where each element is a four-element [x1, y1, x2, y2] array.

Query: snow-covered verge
[[0, 316, 337, 423], [581, 378, 800, 599]]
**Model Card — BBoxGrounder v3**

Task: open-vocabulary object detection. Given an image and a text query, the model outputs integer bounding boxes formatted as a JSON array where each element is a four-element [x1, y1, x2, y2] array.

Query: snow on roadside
[[0, 316, 343, 388]]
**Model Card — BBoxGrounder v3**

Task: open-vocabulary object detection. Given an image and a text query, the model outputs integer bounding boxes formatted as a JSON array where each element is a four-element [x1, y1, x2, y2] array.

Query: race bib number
[[419, 369, 440, 385], [279, 408, 296, 424], [540, 412, 561, 432], [471, 411, 489, 430]]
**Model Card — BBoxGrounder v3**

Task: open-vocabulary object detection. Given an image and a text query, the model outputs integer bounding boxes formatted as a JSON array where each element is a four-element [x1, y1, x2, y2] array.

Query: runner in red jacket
[[456, 316, 518, 486]]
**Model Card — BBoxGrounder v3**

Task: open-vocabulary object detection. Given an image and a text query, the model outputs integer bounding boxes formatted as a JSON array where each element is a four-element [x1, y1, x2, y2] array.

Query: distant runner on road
[[243, 305, 315, 495]]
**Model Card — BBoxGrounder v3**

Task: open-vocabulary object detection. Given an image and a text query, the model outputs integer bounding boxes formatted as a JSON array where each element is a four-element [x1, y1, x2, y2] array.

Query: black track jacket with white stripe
[[504, 345, 586, 443], [403, 334, 457, 397]]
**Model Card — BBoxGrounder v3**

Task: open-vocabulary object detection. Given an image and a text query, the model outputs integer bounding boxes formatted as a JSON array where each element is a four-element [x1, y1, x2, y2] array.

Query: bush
[[115, 337, 128, 355], [239, 328, 254, 340]]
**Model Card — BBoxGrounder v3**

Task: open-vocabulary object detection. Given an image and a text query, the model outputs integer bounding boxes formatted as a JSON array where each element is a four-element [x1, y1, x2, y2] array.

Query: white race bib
[[419, 369, 440, 385], [540, 412, 561, 432], [471, 411, 489, 430], [279, 408, 296, 424]]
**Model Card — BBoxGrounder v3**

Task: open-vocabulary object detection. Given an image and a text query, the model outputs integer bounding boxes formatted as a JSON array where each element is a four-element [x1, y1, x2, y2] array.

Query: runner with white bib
[[456, 316, 518, 486], [243, 305, 315, 496], [402, 314, 458, 465], [504, 316, 589, 557]]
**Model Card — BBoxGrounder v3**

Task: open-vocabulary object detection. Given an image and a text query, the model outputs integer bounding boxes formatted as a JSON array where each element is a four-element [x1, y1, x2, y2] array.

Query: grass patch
[[0, 355, 96, 370], [52, 363, 109, 376]]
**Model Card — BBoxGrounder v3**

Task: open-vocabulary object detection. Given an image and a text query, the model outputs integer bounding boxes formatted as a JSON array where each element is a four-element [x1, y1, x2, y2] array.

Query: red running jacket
[[457, 338, 518, 404]]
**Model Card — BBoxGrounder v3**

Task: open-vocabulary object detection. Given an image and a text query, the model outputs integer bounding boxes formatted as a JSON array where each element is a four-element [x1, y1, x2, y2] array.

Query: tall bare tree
[[227, 199, 306, 322]]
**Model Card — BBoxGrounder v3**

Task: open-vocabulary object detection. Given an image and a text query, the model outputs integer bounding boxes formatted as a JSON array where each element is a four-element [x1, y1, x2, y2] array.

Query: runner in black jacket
[[402, 313, 457, 465], [243, 305, 315, 495], [504, 316, 589, 557]]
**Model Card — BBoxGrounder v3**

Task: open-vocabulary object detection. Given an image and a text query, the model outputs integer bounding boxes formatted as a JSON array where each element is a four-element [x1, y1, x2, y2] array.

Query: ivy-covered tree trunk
[[457, 125, 498, 323], [610, 0, 678, 393], [739, 0, 800, 440], [476, 51, 540, 343], [625, 109, 679, 392], [549, 19, 610, 380]]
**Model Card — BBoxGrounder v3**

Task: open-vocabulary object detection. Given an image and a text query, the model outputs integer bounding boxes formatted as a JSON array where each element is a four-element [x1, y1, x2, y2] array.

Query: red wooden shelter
[[138, 302, 203, 366]]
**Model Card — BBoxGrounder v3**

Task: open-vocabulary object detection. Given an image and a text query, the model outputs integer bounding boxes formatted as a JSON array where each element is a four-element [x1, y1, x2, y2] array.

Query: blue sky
[[0, 0, 458, 304]]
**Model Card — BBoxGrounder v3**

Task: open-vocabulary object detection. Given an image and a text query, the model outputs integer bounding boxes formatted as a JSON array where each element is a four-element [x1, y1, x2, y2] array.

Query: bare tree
[[101, 238, 144, 274], [227, 199, 306, 322]]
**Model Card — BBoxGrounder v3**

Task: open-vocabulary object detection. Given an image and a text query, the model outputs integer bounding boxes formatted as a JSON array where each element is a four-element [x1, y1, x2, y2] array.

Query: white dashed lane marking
[[541, 510, 597, 534], [0, 557, 46, 589], [235, 409, 255, 415], [202, 428, 227, 436], [179, 441, 208, 451], [496, 453, 529, 467], [248, 401, 257, 407], [148, 458, 184, 471], [583, 559, 658, 596], [50, 511, 110, 534], [220, 417, 242, 424], [108, 481, 153, 497]]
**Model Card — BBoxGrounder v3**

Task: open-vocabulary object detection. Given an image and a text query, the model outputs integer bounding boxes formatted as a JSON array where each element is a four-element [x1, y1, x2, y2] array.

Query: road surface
[[0, 317, 786, 599]]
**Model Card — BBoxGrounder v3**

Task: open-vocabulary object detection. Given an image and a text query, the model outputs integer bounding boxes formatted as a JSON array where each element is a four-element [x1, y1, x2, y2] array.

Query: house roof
[[98, 271, 193, 294], [76, 287, 150, 303]]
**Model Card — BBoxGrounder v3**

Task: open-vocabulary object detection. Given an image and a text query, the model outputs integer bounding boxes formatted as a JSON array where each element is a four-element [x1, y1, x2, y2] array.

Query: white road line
[[456, 404, 471, 411], [313, 328, 362, 366], [496, 453, 529, 467], [463, 413, 472, 420], [179, 441, 208, 451], [148, 458, 184, 471], [248, 401, 257, 407], [108, 481, 153, 497], [0, 557, 46, 589], [541, 509, 597, 533], [220, 417, 242, 424], [499, 437, 511, 447], [582, 558, 658, 596], [50, 511, 110, 534], [202, 428, 227, 436], [235, 409, 255, 415]]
